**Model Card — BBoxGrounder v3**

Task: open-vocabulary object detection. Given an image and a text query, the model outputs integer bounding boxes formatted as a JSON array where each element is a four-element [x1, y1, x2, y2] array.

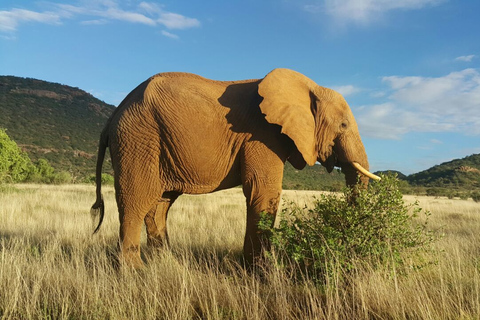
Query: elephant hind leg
[[144, 191, 180, 248], [118, 202, 147, 269], [115, 179, 163, 268]]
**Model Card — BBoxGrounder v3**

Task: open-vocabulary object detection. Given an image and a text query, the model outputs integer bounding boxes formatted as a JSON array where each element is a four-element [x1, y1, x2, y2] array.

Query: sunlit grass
[[1, 184, 479, 319]]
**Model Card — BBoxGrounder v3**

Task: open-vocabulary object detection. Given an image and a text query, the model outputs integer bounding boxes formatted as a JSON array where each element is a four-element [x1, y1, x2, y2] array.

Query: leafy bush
[[261, 175, 438, 284], [0, 128, 33, 183], [24, 158, 71, 184], [83, 173, 114, 185], [26, 158, 54, 182], [0, 129, 72, 184], [472, 191, 480, 203], [51, 171, 73, 184]]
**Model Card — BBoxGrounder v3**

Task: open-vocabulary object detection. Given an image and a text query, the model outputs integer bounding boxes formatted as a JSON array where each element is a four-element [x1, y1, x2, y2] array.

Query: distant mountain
[[283, 163, 345, 191], [0, 76, 115, 178], [374, 170, 408, 180], [407, 154, 480, 189]]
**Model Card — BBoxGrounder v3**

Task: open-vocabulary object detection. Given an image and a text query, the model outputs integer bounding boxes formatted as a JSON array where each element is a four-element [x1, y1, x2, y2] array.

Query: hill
[[374, 170, 407, 180], [407, 154, 480, 189], [283, 163, 345, 191], [0, 76, 115, 179]]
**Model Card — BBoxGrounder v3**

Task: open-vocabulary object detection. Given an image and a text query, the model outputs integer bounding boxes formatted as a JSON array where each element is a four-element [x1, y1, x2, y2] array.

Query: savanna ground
[[0, 184, 479, 319]]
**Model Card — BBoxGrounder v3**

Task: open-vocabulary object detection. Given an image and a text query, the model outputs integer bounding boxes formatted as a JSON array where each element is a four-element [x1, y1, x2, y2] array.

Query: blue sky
[[1, 0, 479, 174]]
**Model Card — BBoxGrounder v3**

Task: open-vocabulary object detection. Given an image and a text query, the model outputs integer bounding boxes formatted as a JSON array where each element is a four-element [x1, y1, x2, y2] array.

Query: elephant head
[[258, 68, 380, 186]]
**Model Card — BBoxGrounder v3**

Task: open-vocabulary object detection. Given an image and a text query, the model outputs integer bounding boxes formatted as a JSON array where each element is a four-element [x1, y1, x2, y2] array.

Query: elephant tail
[[91, 129, 108, 234]]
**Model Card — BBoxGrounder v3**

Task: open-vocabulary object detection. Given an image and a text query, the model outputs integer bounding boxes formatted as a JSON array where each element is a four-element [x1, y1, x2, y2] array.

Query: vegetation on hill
[[282, 162, 345, 191], [0, 76, 115, 179], [0, 128, 72, 184], [374, 170, 407, 180], [405, 154, 480, 199], [408, 154, 480, 187], [0, 128, 32, 182]]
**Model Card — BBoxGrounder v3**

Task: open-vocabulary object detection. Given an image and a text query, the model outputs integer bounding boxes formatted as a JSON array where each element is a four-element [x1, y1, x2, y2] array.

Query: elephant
[[90, 68, 380, 268]]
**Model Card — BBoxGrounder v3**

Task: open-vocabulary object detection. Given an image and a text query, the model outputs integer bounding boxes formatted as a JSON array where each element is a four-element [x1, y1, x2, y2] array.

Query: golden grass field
[[1, 183, 479, 319]]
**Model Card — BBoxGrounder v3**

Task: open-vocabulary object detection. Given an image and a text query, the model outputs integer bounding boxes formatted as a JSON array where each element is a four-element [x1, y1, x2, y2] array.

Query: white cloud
[[157, 12, 200, 30], [161, 30, 179, 39], [100, 6, 156, 25], [306, 0, 444, 26], [80, 19, 108, 25], [138, 2, 163, 15], [357, 68, 480, 139], [0, 8, 63, 32], [138, 2, 200, 29], [0, 1, 200, 35], [370, 91, 386, 98], [332, 85, 361, 96], [455, 55, 476, 62]]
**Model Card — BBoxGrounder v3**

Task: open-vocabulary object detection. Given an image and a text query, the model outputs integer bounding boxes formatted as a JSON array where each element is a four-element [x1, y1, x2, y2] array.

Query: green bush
[[25, 158, 71, 184], [0, 128, 33, 182], [83, 173, 114, 185], [1, 129, 73, 185], [51, 171, 73, 184], [261, 175, 438, 284], [472, 191, 480, 203]]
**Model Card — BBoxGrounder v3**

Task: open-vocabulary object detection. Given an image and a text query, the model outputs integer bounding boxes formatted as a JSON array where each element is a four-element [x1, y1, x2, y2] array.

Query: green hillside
[[283, 163, 345, 191], [0, 76, 115, 178], [407, 154, 480, 189]]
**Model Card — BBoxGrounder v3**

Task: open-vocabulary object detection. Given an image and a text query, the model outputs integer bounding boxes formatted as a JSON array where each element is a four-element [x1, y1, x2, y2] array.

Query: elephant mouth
[[351, 162, 381, 181], [320, 153, 381, 181], [321, 152, 337, 173]]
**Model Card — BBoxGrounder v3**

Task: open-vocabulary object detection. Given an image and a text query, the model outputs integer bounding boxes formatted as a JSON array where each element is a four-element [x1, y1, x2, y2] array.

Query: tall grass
[[1, 184, 479, 319]]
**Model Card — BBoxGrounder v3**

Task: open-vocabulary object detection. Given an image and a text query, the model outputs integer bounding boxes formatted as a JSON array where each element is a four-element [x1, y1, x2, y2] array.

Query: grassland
[[1, 184, 479, 319]]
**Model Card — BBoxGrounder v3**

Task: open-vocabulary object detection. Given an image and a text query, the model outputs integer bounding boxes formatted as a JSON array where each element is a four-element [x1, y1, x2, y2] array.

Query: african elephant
[[91, 68, 380, 268]]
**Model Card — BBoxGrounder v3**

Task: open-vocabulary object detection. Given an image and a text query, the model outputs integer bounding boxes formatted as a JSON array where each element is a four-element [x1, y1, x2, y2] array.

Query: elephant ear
[[258, 68, 317, 166]]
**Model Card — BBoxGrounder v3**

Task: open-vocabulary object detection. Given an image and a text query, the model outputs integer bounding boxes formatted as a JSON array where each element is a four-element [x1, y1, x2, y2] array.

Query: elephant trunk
[[341, 161, 370, 188], [334, 134, 380, 188]]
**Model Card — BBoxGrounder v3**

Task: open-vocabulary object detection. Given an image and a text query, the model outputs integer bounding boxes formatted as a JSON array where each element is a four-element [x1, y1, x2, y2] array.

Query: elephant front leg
[[144, 192, 179, 248], [242, 178, 282, 268]]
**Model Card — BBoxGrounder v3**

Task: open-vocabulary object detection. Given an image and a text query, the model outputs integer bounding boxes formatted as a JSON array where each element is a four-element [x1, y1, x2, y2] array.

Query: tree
[[0, 128, 33, 182]]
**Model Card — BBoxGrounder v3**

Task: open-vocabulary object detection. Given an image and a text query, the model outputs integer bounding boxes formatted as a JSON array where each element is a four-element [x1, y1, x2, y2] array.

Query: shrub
[[0, 129, 73, 185], [472, 191, 480, 203], [25, 158, 67, 184], [261, 175, 438, 284], [83, 173, 114, 185], [0, 128, 33, 183], [51, 171, 73, 184], [426, 188, 442, 197]]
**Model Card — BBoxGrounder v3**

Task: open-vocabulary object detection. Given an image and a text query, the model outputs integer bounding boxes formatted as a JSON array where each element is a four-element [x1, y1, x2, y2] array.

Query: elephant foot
[[147, 237, 168, 248], [243, 241, 269, 272], [146, 230, 169, 249], [119, 245, 144, 269]]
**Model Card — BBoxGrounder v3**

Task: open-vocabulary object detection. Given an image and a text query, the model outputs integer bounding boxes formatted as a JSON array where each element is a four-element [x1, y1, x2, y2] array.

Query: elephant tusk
[[352, 162, 381, 181]]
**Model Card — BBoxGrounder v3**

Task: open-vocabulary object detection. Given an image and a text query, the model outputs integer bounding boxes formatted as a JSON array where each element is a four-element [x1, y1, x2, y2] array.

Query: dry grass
[[1, 184, 479, 319]]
